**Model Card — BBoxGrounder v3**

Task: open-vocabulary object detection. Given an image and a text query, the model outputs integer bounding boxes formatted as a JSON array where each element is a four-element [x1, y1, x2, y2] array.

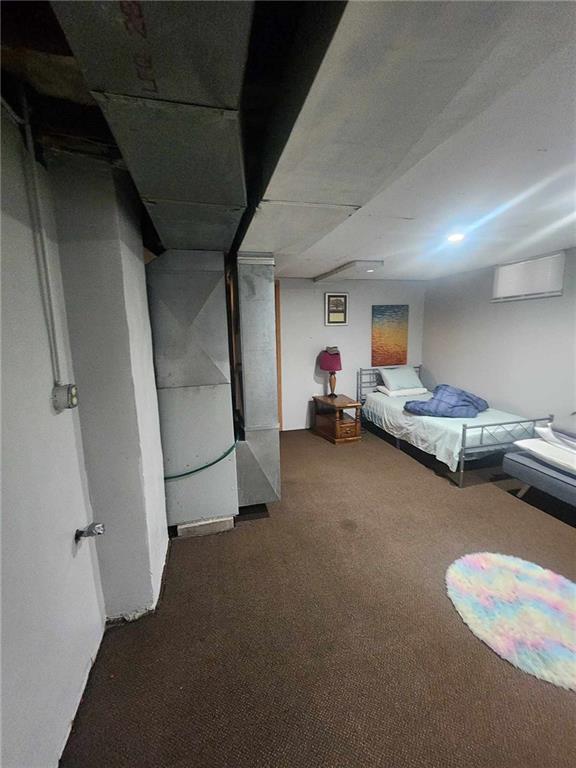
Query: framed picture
[[371, 304, 409, 365], [324, 293, 348, 326]]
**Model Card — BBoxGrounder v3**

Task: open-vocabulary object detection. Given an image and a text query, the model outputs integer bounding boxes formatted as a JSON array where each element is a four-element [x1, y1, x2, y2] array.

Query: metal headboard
[[357, 366, 422, 404]]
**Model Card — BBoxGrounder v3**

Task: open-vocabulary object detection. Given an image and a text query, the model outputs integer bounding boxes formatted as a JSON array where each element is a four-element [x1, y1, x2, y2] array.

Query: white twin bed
[[358, 367, 551, 487]]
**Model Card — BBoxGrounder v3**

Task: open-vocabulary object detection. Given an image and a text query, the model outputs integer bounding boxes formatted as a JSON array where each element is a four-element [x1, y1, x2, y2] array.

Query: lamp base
[[328, 372, 337, 397]]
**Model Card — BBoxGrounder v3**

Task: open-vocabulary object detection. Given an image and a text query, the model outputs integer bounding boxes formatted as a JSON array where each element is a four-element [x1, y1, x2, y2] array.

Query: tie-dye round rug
[[446, 553, 576, 691]]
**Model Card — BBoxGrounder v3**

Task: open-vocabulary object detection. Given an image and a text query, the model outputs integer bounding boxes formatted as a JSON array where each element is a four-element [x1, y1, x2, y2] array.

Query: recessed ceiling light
[[447, 232, 465, 243], [366, 269, 375, 273]]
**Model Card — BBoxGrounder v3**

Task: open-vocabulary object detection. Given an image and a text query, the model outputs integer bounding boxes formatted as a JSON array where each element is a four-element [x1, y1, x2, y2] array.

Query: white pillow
[[379, 366, 424, 391], [376, 385, 428, 397]]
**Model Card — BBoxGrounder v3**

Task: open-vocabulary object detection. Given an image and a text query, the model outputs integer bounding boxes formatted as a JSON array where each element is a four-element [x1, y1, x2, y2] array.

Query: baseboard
[[176, 517, 234, 538], [106, 607, 154, 625]]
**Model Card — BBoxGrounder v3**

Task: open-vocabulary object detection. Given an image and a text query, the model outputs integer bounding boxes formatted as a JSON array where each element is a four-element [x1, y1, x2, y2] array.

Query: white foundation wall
[[421, 250, 576, 420], [279, 278, 426, 430], [1, 114, 105, 767], [116, 180, 168, 604], [50, 154, 168, 618]]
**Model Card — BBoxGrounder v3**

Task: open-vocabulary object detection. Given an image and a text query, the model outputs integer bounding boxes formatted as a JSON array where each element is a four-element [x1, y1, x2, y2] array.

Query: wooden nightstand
[[311, 394, 362, 445]]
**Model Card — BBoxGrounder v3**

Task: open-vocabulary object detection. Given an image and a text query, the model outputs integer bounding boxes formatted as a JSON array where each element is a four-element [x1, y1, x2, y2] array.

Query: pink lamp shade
[[318, 350, 342, 372]]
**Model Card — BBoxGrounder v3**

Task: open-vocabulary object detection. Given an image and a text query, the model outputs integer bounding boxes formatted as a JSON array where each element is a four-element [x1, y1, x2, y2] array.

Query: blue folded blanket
[[404, 385, 489, 418]]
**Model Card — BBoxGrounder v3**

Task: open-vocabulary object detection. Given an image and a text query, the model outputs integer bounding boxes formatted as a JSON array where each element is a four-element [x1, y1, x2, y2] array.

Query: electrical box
[[52, 383, 79, 412]]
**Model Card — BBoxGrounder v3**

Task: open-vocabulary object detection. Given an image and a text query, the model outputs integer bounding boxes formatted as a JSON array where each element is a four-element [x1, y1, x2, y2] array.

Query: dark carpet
[[61, 430, 576, 768]]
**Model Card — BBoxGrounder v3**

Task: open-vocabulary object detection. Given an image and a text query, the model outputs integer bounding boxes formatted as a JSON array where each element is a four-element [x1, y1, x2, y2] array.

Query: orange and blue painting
[[371, 305, 409, 366]]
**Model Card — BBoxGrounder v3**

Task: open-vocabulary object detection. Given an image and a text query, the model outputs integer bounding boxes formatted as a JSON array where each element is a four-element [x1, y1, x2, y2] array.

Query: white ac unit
[[492, 251, 565, 303]]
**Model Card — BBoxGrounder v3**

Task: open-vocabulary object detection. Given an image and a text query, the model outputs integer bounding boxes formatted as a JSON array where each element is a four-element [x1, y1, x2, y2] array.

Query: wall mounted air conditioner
[[492, 251, 565, 303]]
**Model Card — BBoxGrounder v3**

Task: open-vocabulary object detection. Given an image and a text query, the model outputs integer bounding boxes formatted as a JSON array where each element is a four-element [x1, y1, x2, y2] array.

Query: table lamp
[[318, 347, 342, 398]]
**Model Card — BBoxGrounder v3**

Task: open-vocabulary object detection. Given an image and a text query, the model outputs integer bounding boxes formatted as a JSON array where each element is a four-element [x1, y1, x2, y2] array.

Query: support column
[[50, 154, 168, 619]]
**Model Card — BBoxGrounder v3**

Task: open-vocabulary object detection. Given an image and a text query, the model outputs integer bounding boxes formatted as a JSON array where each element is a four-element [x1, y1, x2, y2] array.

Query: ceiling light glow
[[447, 233, 465, 243], [366, 269, 375, 273]]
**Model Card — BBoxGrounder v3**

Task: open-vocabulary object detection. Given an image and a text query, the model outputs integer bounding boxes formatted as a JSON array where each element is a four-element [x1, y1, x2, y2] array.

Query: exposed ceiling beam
[[313, 260, 385, 282]]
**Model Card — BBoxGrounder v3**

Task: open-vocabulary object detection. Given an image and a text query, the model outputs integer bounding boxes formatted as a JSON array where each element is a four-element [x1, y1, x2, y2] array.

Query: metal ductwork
[[49, 2, 348, 518], [52, 0, 253, 251], [235, 255, 281, 506], [147, 250, 239, 527]]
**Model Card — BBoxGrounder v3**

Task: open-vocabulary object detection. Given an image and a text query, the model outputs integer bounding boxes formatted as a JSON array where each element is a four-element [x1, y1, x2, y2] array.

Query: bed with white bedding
[[362, 390, 541, 472], [358, 367, 552, 487]]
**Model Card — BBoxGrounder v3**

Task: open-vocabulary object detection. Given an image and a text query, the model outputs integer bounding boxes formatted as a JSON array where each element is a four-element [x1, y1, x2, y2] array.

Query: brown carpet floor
[[61, 430, 576, 768]]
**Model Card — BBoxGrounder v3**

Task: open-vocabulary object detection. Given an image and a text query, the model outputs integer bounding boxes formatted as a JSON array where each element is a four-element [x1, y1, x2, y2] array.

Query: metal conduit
[[20, 89, 63, 385]]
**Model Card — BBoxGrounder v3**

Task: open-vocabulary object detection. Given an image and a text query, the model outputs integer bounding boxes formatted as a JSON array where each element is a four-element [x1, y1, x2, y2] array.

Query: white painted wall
[[116, 178, 168, 604], [279, 278, 426, 430], [51, 154, 168, 618], [422, 249, 576, 420], [1, 114, 105, 767]]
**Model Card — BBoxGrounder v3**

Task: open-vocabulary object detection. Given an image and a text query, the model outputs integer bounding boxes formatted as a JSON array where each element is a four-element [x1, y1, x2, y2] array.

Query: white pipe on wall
[[21, 90, 63, 385]]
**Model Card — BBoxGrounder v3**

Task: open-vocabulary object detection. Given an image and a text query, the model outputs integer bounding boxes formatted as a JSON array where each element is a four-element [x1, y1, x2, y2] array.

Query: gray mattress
[[503, 451, 576, 506]]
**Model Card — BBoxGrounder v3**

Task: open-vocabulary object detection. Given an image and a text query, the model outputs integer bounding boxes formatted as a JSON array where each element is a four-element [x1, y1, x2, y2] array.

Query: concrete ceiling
[[240, 1, 576, 280]]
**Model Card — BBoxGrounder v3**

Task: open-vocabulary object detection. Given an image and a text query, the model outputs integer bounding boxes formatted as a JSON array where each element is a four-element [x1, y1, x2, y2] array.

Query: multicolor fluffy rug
[[446, 553, 576, 691]]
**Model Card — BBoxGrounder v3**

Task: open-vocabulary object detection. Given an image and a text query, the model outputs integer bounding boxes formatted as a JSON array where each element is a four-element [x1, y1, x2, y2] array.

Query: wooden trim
[[275, 279, 283, 431]]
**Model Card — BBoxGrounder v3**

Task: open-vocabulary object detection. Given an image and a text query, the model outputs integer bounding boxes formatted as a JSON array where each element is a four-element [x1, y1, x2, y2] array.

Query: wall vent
[[492, 252, 565, 303]]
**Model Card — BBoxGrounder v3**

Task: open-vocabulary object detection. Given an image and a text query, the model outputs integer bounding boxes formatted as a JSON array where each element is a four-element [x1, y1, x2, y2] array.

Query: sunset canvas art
[[371, 305, 409, 366]]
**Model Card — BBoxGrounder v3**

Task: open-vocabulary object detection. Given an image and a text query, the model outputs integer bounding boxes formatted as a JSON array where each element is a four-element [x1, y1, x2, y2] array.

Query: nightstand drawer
[[337, 418, 359, 438]]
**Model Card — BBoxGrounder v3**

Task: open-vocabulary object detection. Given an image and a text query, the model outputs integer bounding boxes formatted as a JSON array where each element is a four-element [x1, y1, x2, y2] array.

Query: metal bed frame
[[357, 367, 552, 488]]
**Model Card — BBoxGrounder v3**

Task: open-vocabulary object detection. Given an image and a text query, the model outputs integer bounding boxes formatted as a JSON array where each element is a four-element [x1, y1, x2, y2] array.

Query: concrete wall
[[51, 154, 168, 618], [1, 114, 105, 767], [421, 250, 576, 419], [279, 278, 426, 430], [147, 251, 239, 526], [116, 180, 168, 601]]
